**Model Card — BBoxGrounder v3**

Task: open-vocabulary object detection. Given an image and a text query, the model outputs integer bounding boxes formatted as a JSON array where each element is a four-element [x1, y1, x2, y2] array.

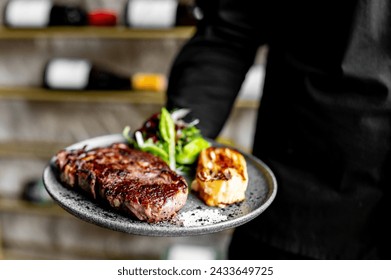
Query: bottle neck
[[88, 66, 131, 90], [49, 4, 88, 26], [131, 73, 167, 92], [175, 3, 197, 26], [88, 9, 117, 26]]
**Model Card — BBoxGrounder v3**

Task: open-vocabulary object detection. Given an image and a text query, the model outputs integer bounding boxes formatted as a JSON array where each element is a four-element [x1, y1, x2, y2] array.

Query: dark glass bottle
[[43, 58, 166, 92]]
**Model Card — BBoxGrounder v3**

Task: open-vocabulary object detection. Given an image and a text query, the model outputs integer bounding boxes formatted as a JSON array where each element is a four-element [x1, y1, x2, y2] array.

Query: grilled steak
[[55, 143, 188, 223]]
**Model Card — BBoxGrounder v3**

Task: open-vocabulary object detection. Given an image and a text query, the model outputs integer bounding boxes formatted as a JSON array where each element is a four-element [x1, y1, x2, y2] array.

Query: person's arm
[[166, 0, 267, 139]]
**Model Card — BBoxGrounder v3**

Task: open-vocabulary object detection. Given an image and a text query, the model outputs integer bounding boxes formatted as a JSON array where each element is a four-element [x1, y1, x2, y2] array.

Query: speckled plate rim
[[43, 134, 277, 237]]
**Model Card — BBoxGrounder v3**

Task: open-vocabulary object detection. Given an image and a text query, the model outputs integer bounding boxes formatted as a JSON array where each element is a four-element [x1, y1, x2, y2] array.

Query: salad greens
[[123, 107, 210, 174], [159, 107, 176, 170]]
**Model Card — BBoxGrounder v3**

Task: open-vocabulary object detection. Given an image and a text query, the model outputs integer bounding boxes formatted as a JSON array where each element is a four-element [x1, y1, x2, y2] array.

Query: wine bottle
[[124, 0, 197, 29], [21, 178, 53, 205], [4, 0, 88, 28], [43, 58, 167, 92]]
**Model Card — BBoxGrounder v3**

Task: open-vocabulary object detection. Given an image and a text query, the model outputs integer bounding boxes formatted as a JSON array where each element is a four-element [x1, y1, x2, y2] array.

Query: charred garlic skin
[[191, 147, 248, 208]]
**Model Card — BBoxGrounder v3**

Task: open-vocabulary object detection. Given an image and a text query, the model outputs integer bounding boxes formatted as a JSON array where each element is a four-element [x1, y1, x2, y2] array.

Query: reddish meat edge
[[55, 143, 188, 223]]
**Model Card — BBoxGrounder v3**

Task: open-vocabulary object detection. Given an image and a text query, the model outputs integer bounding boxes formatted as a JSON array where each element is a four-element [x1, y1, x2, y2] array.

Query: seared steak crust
[[55, 143, 188, 223]]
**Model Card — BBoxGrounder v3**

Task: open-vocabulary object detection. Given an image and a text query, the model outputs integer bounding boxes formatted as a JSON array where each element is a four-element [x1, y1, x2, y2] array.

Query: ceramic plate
[[43, 134, 277, 236]]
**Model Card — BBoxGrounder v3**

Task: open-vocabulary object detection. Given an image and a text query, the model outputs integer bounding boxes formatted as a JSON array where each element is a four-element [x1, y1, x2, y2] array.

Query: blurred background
[[0, 0, 266, 259]]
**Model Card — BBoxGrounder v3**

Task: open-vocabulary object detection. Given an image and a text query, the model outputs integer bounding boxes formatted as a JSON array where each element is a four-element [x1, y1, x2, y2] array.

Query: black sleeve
[[166, 0, 268, 139]]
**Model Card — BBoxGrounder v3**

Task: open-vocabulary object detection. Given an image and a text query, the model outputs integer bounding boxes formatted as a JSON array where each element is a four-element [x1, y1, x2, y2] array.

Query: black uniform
[[166, 0, 391, 259]]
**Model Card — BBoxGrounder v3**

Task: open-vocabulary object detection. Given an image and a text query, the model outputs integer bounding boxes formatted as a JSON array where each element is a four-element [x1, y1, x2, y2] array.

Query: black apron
[[167, 0, 391, 259]]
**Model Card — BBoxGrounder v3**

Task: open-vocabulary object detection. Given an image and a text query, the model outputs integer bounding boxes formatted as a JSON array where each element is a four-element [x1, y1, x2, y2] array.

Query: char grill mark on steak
[[55, 143, 188, 223]]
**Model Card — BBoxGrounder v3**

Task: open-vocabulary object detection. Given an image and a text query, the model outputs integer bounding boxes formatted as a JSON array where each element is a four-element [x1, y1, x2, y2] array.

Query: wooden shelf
[[0, 87, 166, 104], [0, 86, 259, 108], [0, 25, 259, 109], [0, 26, 195, 40], [0, 197, 68, 218], [0, 140, 71, 159]]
